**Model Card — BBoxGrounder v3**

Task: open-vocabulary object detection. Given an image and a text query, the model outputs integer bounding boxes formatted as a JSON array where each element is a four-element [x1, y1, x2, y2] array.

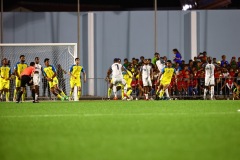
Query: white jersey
[[111, 63, 123, 78], [156, 58, 165, 73], [34, 63, 42, 75], [205, 63, 215, 78], [141, 65, 152, 78]]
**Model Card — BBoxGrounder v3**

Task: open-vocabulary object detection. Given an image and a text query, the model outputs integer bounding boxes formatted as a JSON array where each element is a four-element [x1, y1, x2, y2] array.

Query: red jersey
[[226, 79, 233, 85], [229, 71, 235, 77], [21, 66, 35, 76]]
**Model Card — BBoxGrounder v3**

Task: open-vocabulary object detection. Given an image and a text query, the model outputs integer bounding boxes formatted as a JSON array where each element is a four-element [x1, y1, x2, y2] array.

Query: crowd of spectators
[[123, 49, 240, 99]]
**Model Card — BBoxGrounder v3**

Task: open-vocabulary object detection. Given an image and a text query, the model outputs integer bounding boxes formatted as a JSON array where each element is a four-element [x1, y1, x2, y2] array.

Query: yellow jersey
[[14, 62, 28, 76], [161, 67, 176, 81], [0, 65, 11, 82], [43, 65, 57, 78], [69, 65, 85, 78]]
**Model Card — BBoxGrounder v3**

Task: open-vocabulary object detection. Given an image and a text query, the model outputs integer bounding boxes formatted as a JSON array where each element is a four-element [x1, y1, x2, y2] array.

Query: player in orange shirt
[[16, 62, 37, 103]]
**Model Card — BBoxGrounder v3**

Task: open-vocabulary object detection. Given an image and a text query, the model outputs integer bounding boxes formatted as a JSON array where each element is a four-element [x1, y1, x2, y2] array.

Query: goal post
[[0, 43, 79, 101]]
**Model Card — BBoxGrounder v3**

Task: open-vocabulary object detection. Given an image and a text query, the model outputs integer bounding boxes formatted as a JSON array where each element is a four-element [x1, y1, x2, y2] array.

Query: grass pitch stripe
[[0, 112, 237, 118]]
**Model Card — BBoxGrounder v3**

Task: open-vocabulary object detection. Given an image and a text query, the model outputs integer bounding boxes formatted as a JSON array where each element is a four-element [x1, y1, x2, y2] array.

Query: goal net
[[0, 43, 77, 101]]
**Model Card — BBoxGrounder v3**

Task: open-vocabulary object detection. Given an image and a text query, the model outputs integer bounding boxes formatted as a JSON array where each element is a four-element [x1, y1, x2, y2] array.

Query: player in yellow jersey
[[69, 58, 86, 100], [43, 58, 68, 101], [157, 60, 177, 100], [120, 69, 133, 100], [13, 55, 28, 101], [0, 58, 11, 102]]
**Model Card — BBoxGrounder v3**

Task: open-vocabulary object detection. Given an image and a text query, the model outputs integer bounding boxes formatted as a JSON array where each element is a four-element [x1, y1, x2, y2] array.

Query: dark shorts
[[21, 75, 33, 87]]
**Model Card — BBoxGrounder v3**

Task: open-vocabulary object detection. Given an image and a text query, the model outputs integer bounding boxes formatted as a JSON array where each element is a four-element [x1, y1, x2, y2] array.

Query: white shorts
[[112, 77, 126, 86], [142, 77, 152, 87], [205, 77, 215, 86], [33, 74, 40, 86]]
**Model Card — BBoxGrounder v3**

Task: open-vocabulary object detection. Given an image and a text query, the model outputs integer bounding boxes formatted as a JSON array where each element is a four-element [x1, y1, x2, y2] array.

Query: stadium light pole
[[154, 0, 157, 53]]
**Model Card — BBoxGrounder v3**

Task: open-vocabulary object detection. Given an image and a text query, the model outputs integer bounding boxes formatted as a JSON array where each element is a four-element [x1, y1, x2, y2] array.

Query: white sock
[[204, 88, 207, 99], [113, 85, 117, 97], [165, 88, 170, 98], [145, 94, 148, 99], [211, 86, 214, 99]]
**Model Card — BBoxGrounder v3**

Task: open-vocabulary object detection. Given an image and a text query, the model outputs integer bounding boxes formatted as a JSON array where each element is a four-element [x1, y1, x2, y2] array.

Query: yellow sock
[[57, 94, 62, 100], [60, 91, 66, 97], [121, 89, 124, 99], [69, 91, 72, 97], [22, 91, 26, 101], [6, 92, 10, 101], [159, 90, 165, 98], [127, 89, 132, 97], [78, 91, 81, 99], [108, 88, 112, 98]]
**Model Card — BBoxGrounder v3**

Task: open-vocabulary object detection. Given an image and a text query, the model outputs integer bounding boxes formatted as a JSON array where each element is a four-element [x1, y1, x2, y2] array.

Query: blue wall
[[2, 10, 240, 96]]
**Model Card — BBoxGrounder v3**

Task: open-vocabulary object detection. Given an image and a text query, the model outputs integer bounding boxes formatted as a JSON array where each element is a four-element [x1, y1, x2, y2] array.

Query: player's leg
[[13, 78, 21, 101], [52, 84, 64, 101], [30, 85, 37, 103], [33, 75, 40, 102], [69, 79, 74, 100], [112, 78, 118, 100], [16, 76, 26, 103], [107, 82, 113, 99], [4, 81, 10, 102], [54, 78, 68, 100], [126, 79, 133, 100], [210, 77, 215, 100], [204, 77, 210, 100]]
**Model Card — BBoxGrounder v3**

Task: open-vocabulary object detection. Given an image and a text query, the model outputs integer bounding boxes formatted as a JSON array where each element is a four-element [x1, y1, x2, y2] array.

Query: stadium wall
[[2, 10, 240, 96]]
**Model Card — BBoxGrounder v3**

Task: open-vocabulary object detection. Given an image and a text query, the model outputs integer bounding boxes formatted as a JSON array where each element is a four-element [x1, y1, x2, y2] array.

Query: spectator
[[221, 55, 229, 67], [234, 72, 240, 86], [152, 52, 160, 66], [188, 74, 198, 96], [123, 58, 130, 68], [237, 57, 240, 69], [213, 58, 218, 66], [230, 56, 237, 69], [193, 57, 198, 67], [139, 56, 145, 66], [173, 49, 182, 64], [221, 76, 234, 99]]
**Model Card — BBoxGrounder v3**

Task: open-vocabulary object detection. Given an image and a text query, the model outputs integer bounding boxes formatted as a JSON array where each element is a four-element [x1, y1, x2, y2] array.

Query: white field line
[[0, 112, 238, 118]]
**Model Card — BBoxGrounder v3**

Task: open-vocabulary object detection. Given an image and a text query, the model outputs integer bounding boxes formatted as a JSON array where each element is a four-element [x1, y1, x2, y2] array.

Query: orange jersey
[[21, 66, 35, 76]]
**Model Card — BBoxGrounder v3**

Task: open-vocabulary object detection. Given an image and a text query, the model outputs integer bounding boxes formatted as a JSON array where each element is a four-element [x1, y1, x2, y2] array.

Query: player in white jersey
[[33, 57, 43, 102], [139, 59, 153, 100], [203, 57, 215, 100], [106, 58, 128, 100]]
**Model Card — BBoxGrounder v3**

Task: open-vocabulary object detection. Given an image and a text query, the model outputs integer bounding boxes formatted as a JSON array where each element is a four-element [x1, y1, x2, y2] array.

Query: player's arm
[[150, 67, 153, 80], [157, 68, 164, 82], [127, 70, 133, 78], [68, 65, 76, 79], [14, 64, 20, 79], [105, 67, 112, 82], [51, 66, 57, 79]]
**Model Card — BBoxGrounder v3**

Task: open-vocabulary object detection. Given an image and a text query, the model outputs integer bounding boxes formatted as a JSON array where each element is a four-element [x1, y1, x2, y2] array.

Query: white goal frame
[[0, 43, 79, 101]]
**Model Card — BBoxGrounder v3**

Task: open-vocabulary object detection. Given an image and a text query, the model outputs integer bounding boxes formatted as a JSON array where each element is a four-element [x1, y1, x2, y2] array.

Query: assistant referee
[[16, 62, 37, 103]]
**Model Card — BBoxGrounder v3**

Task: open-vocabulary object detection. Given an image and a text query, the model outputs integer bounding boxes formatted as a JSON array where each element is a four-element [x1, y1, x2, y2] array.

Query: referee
[[16, 62, 37, 103]]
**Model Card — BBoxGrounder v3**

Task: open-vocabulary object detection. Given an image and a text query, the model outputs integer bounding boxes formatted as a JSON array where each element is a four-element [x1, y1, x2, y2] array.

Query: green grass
[[0, 100, 240, 160]]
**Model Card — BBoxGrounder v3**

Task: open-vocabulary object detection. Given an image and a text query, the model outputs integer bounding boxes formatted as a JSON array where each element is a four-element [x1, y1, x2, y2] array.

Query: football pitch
[[0, 100, 240, 160]]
